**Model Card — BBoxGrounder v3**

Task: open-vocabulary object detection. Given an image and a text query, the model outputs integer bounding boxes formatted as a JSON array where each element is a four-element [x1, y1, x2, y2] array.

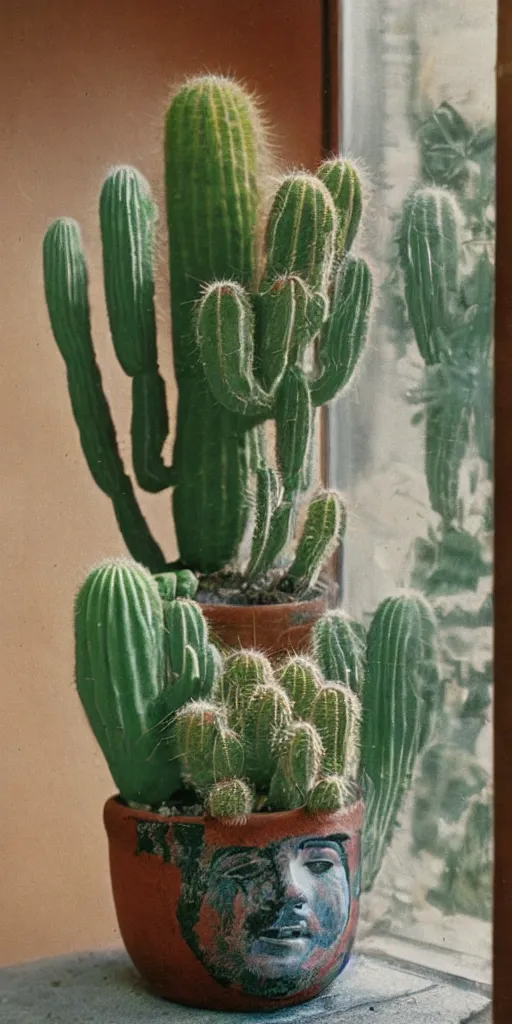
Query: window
[[332, 0, 495, 981]]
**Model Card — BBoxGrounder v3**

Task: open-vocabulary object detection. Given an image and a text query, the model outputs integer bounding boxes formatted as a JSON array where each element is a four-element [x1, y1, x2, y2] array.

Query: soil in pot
[[196, 572, 338, 657], [104, 795, 364, 1012]]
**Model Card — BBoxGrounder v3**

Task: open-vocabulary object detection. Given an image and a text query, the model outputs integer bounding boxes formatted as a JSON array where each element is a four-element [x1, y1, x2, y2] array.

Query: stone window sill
[[0, 946, 491, 1023]]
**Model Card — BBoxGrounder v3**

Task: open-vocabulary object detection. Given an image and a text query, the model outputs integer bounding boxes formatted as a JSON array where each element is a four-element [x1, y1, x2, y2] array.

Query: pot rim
[[197, 593, 327, 615], [104, 791, 364, 829]]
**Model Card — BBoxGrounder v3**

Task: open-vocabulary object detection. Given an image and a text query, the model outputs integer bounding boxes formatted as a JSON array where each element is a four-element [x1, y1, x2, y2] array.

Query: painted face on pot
[[175, 829, 351, 997]]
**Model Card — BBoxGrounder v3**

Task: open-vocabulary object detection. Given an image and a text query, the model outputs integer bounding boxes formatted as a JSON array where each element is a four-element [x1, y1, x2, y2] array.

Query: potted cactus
[[76, 557, 439, 1010], [43, 75, 372, 656]]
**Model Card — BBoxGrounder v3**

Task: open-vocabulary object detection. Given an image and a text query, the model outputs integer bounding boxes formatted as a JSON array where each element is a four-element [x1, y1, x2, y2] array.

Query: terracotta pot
[[201, 594, 328, 658], [104, 795, 364, 1012]]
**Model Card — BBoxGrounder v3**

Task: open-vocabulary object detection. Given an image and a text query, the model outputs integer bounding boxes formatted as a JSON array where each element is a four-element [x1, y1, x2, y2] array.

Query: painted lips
[[258, 920, 310, 942]]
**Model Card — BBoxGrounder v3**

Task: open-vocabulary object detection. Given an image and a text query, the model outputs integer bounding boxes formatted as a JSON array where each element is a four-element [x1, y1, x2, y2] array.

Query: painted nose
[[283, 870, 307, 907]]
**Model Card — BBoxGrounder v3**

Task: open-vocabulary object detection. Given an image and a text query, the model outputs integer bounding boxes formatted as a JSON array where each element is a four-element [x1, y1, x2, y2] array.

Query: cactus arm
[[250, 500, 295, 578], [310, 683, 361, 778], [215, 651, 273, 731], [285, 490, 346, 594], [310, 256, 372, 408], [275, 367, 312, 496], [248, 366, 312, 577], [99, 166, 174, 493], [196, 281, 273, 418], [399, 187, 462, 365], [246, 468, 283, 579], [262, 174, 336, 293], [317, 158, 363, 256], [163, 597, 215, 699], [361, 594, 440, 890], [256, 276, 325, 390], [43, 219, 166, 572]]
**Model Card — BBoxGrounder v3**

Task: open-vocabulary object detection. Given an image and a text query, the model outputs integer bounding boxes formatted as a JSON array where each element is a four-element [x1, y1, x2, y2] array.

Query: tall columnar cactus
[[360, 594, 440, 890], [44, 76, 372, 595], [312, 609, 366, 692]]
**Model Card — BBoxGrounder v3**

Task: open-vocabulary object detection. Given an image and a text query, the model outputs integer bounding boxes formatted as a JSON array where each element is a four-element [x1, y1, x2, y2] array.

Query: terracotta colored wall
[[0, 1, 323, 965]]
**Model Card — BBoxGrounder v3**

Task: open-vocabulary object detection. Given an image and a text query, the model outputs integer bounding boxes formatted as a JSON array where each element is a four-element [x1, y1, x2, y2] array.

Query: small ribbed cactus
[[172, 701, 223, 794], [44, 75, 372, 596], [207, 779, 254, 824], [312, 610, 366, 692], [310, 683, 361, 778], [269, 722, 324, 810], [306, 775, 352, 815], [215, 650, 273, 731], [277, 656, 323, 719], [242, 683, 293, 789]]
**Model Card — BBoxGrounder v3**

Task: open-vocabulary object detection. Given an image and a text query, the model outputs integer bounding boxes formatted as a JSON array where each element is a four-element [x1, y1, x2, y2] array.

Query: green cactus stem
[[277, 656, 323, 719], [43, 221, 167, 572], [306, 775, 352, 814], [310, 683, 361, 779], [172, 700, 224, 794], [75, 560, 175, 805], [167, 76, 266, 572], [317, 158, 363, 255], [241, 683, 293, 790], [45, 74, 374, 590], [246, 467, 283, 579], [309, 256, 373, 408], [312, 610, 366, 693], [361, 594, 440, 890], [399, 187, 462, 365], [262, 173, 336, 292], [425, 397, 472, 523], [269, 721, 324, 810], [212, 728, 245, 782], [99, 166, 174, 493], [285, 490, 346, 594], [215, 650, 274, 731]]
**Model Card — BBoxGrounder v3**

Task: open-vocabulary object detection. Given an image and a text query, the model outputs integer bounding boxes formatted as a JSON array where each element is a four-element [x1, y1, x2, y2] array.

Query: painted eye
[[225, 862, 264, 881], [307, 860, 334, 875]]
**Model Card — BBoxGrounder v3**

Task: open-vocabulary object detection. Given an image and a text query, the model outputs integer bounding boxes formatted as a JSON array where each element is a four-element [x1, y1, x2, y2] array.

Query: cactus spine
[[44, 77, 373, 595]]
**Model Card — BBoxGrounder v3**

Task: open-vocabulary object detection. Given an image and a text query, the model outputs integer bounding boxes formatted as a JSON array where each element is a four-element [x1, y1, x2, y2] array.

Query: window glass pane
[[333, 0, 495, 974]]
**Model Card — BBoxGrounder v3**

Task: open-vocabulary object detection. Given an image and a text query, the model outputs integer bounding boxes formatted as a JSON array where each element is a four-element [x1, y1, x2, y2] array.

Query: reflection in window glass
[[333, 0, 495, 973]]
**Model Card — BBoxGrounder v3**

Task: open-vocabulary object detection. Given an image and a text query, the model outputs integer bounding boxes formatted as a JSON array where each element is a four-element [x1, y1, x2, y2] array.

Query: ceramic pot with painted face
[[104, 795, 364, 1012]]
